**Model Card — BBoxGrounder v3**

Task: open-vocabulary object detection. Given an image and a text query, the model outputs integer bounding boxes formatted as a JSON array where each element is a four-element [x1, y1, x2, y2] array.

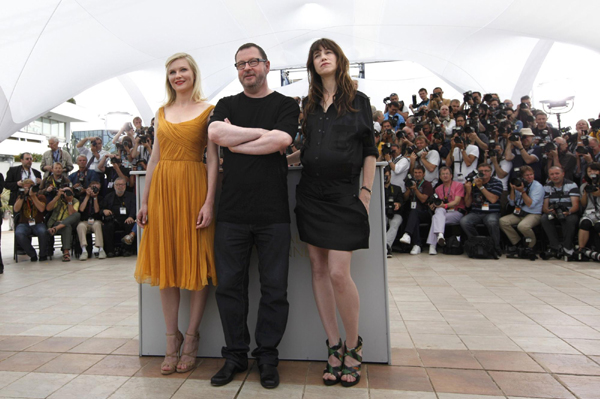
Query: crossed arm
[[208, 120, 292, 155]]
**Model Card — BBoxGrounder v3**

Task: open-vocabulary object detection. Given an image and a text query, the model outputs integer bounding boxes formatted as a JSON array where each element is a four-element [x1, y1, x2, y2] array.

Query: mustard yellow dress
[[134, 106, 216, 290]]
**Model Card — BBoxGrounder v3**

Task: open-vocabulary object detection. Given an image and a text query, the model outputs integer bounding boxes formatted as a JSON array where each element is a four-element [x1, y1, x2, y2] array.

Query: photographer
[[438, 105, 455, 136], [485, 142, 512, 210], [540, 166, 580, 259], [99, 137, 134, 192], [76, 136, 110, 175], [426, 166, 465, 255], [409, 88, 430, 114], [505, 128, 542, 182], [45, 185, 81, 262], [76, 181, 106, 261], [499, 166, 544, 257], [410, 135, 440, 185], [131, 133, 153, 171], [41, 163, 68, 203], [428, 87, 451, 110], [462, 91, 482, 109], [384, 93, 409, 120], [14, 179, 48, 262], [446, 126, 479, 183], [5, 153, 42, 206], [40, 137, 73, 179], [575, 137, 600, 180], [546, 137, 576, 182], [533, 111, 559, 139], [577, 164, 600, 252], [69, 155, 94, 195], [101, 177, 136, 257], [384, 101, 405, 131], [112, 117, 141, 145], [399, 165, 434, 255], [450, 99, 461, 117], [385, 143, 411, 192], [460, 163, 503, 257], [383, 167, 403, 258]]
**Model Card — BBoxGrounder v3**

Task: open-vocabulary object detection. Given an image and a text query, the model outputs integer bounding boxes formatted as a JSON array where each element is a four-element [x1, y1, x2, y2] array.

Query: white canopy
[[1, 0, 598, 140]]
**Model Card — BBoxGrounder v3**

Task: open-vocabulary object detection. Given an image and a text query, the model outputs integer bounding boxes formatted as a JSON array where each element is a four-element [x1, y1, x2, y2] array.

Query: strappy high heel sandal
[[323, 338, 344, 386], [161, 330, 183, 375], [177, 332, 199, 373], [341, 336, 363, 388]]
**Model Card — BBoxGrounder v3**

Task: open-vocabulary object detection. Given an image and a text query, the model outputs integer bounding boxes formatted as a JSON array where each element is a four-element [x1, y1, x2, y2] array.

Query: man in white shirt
[[438, 105, 456, 136], [76, 137, 110, 175], [411, 135, 440, 185], [446, 130, 479, 183], [384, 144, 410, 192]]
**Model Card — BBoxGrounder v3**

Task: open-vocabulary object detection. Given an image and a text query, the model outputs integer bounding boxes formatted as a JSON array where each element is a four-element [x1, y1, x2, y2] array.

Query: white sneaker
[[429, 246, 437, 255], [79, 251, 88, 261], [399, 233, 411, 245], [410, 245, 421, 255], [98, 249, 107, 259], [437, 233, 446, 247]]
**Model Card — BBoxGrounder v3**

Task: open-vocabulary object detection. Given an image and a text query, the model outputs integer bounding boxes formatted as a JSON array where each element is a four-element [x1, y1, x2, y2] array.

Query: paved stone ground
[[2, 230, 600, 398]]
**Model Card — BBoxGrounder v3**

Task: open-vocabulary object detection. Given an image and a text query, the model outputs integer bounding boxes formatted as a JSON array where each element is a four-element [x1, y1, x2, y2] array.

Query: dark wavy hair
[[303, 38, 356, 134]]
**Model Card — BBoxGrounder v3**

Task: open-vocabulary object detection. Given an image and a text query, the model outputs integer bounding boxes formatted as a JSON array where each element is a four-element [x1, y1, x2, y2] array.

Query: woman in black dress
[[294, 38, 378, 387]]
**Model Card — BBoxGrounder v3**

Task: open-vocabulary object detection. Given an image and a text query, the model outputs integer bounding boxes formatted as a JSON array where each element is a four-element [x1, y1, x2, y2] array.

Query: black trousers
[[102, 219, 128, 254], [404, 209, 432, 246], [214, 222, 290, 368]]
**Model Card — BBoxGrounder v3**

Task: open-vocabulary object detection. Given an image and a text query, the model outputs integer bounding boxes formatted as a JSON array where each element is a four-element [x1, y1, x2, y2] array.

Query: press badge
[[482, 202, 490, 211], [88, 218, 95, 225], [120, 207, 127, 215], [107, 182, 114, 188], [411, 201, 417, 209], [514, 207, 522, 215], [28, 218, 35, 226]]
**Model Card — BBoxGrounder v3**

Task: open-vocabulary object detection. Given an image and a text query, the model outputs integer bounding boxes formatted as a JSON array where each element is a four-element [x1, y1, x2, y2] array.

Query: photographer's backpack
[[442, 235, 464, 255], [464, 236, 496, 259]]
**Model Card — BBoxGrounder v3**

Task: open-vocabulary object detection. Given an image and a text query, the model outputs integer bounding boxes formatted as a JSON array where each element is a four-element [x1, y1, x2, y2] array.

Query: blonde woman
[[134, 53, 218, 375]]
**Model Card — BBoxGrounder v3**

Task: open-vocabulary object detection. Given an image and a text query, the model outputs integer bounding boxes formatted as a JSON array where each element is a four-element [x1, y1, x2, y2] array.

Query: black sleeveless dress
[[295, 91, 379, 251]]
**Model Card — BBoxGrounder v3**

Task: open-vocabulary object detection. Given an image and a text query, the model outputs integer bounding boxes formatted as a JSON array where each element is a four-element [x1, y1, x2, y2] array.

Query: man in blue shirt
[[505, 128, 543, 182], [499, 166, 545, 257], [409, 88, 430, 114], [383, 101, 405, 130]]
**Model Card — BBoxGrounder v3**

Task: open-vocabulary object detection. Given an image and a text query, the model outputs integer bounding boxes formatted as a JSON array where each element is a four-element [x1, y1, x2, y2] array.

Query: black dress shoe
[[38, 256, 48, 262], [30, 255, 38, 262], [0, 263, 3, 274], [211, 362, 247, 386], [258, 364, 279, 389], [106, 252, 116, 258]]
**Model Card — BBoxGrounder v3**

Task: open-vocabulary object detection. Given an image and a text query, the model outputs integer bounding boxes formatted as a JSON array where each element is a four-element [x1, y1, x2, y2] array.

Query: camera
[[138, 135, 148, 144], [411, 95, 418, 108], [17, 188, 25, 199], [385, 195, 395, 219], [585, 174, 599, 194], [509, 132, 521, 142], [91, 186, 99, 194], [381, 143, 392, 156], [404, 174, 416, 189], [405, 145, 417, 155], [576, 146, 589, 155], [590, 119, 600, 131], [383, 96, 391, 105], [465, 170, 484, 182], [510, 167, 523, 187], [548, 203, 568, 221], [112, 155, 122, 164], [432, 92, 440, 99], [31, 185, 39, 193], [427, 110, 439, 120], [542, 141, 556, 153], [453, 136, 463, 145], [582, 135, 590, 146], [388, 115, 399, 126], [463, 91, 473, 103], [428, 193, 443, 207]]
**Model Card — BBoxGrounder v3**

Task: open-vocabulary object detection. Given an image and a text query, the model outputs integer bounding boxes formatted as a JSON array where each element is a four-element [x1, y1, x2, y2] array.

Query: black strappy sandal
[[323, 338, 343, 386], [341, 336, 363, 388]]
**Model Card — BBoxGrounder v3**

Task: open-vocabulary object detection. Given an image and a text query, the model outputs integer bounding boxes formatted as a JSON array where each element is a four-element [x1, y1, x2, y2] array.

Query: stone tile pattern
[[3, 231, 600, 397]]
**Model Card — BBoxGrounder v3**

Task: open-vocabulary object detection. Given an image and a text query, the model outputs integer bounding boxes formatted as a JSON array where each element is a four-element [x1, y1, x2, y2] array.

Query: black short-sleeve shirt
[[210, 91, 299, 224], [301, 91, 379, 180]]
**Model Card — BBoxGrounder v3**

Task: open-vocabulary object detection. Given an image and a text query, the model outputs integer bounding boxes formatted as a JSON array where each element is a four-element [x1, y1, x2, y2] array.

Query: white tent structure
[[1, 0, 598, 141]]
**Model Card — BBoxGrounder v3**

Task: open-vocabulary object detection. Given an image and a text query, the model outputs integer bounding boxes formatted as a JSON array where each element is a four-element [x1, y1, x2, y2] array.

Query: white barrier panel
[[133, 163, 390, 363]]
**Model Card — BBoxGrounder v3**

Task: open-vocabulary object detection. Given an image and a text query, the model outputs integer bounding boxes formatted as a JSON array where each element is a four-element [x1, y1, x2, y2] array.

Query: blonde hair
[[164, 53, 206, 107]]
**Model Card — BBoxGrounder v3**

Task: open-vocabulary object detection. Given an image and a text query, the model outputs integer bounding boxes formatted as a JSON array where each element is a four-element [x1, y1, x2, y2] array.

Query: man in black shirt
[[208, 43, 299, 389], [100, 177, 135, 257], [398, 166, 434, 255], [77, 181, 106, 261]]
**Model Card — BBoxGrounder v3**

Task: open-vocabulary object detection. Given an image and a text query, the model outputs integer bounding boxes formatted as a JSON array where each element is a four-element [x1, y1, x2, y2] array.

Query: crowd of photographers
[[370, 87, 600, 261], [5, 117, 152, 263]]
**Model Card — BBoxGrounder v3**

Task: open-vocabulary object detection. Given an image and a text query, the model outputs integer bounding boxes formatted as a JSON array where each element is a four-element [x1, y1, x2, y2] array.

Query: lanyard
[[517, 183, 532, 207], [53, 150, 61, 163]]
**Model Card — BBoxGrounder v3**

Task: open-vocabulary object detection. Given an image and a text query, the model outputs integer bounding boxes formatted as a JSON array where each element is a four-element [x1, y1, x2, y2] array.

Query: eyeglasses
[[23, 158, 32, 161], [234, 58, 267, 70]]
